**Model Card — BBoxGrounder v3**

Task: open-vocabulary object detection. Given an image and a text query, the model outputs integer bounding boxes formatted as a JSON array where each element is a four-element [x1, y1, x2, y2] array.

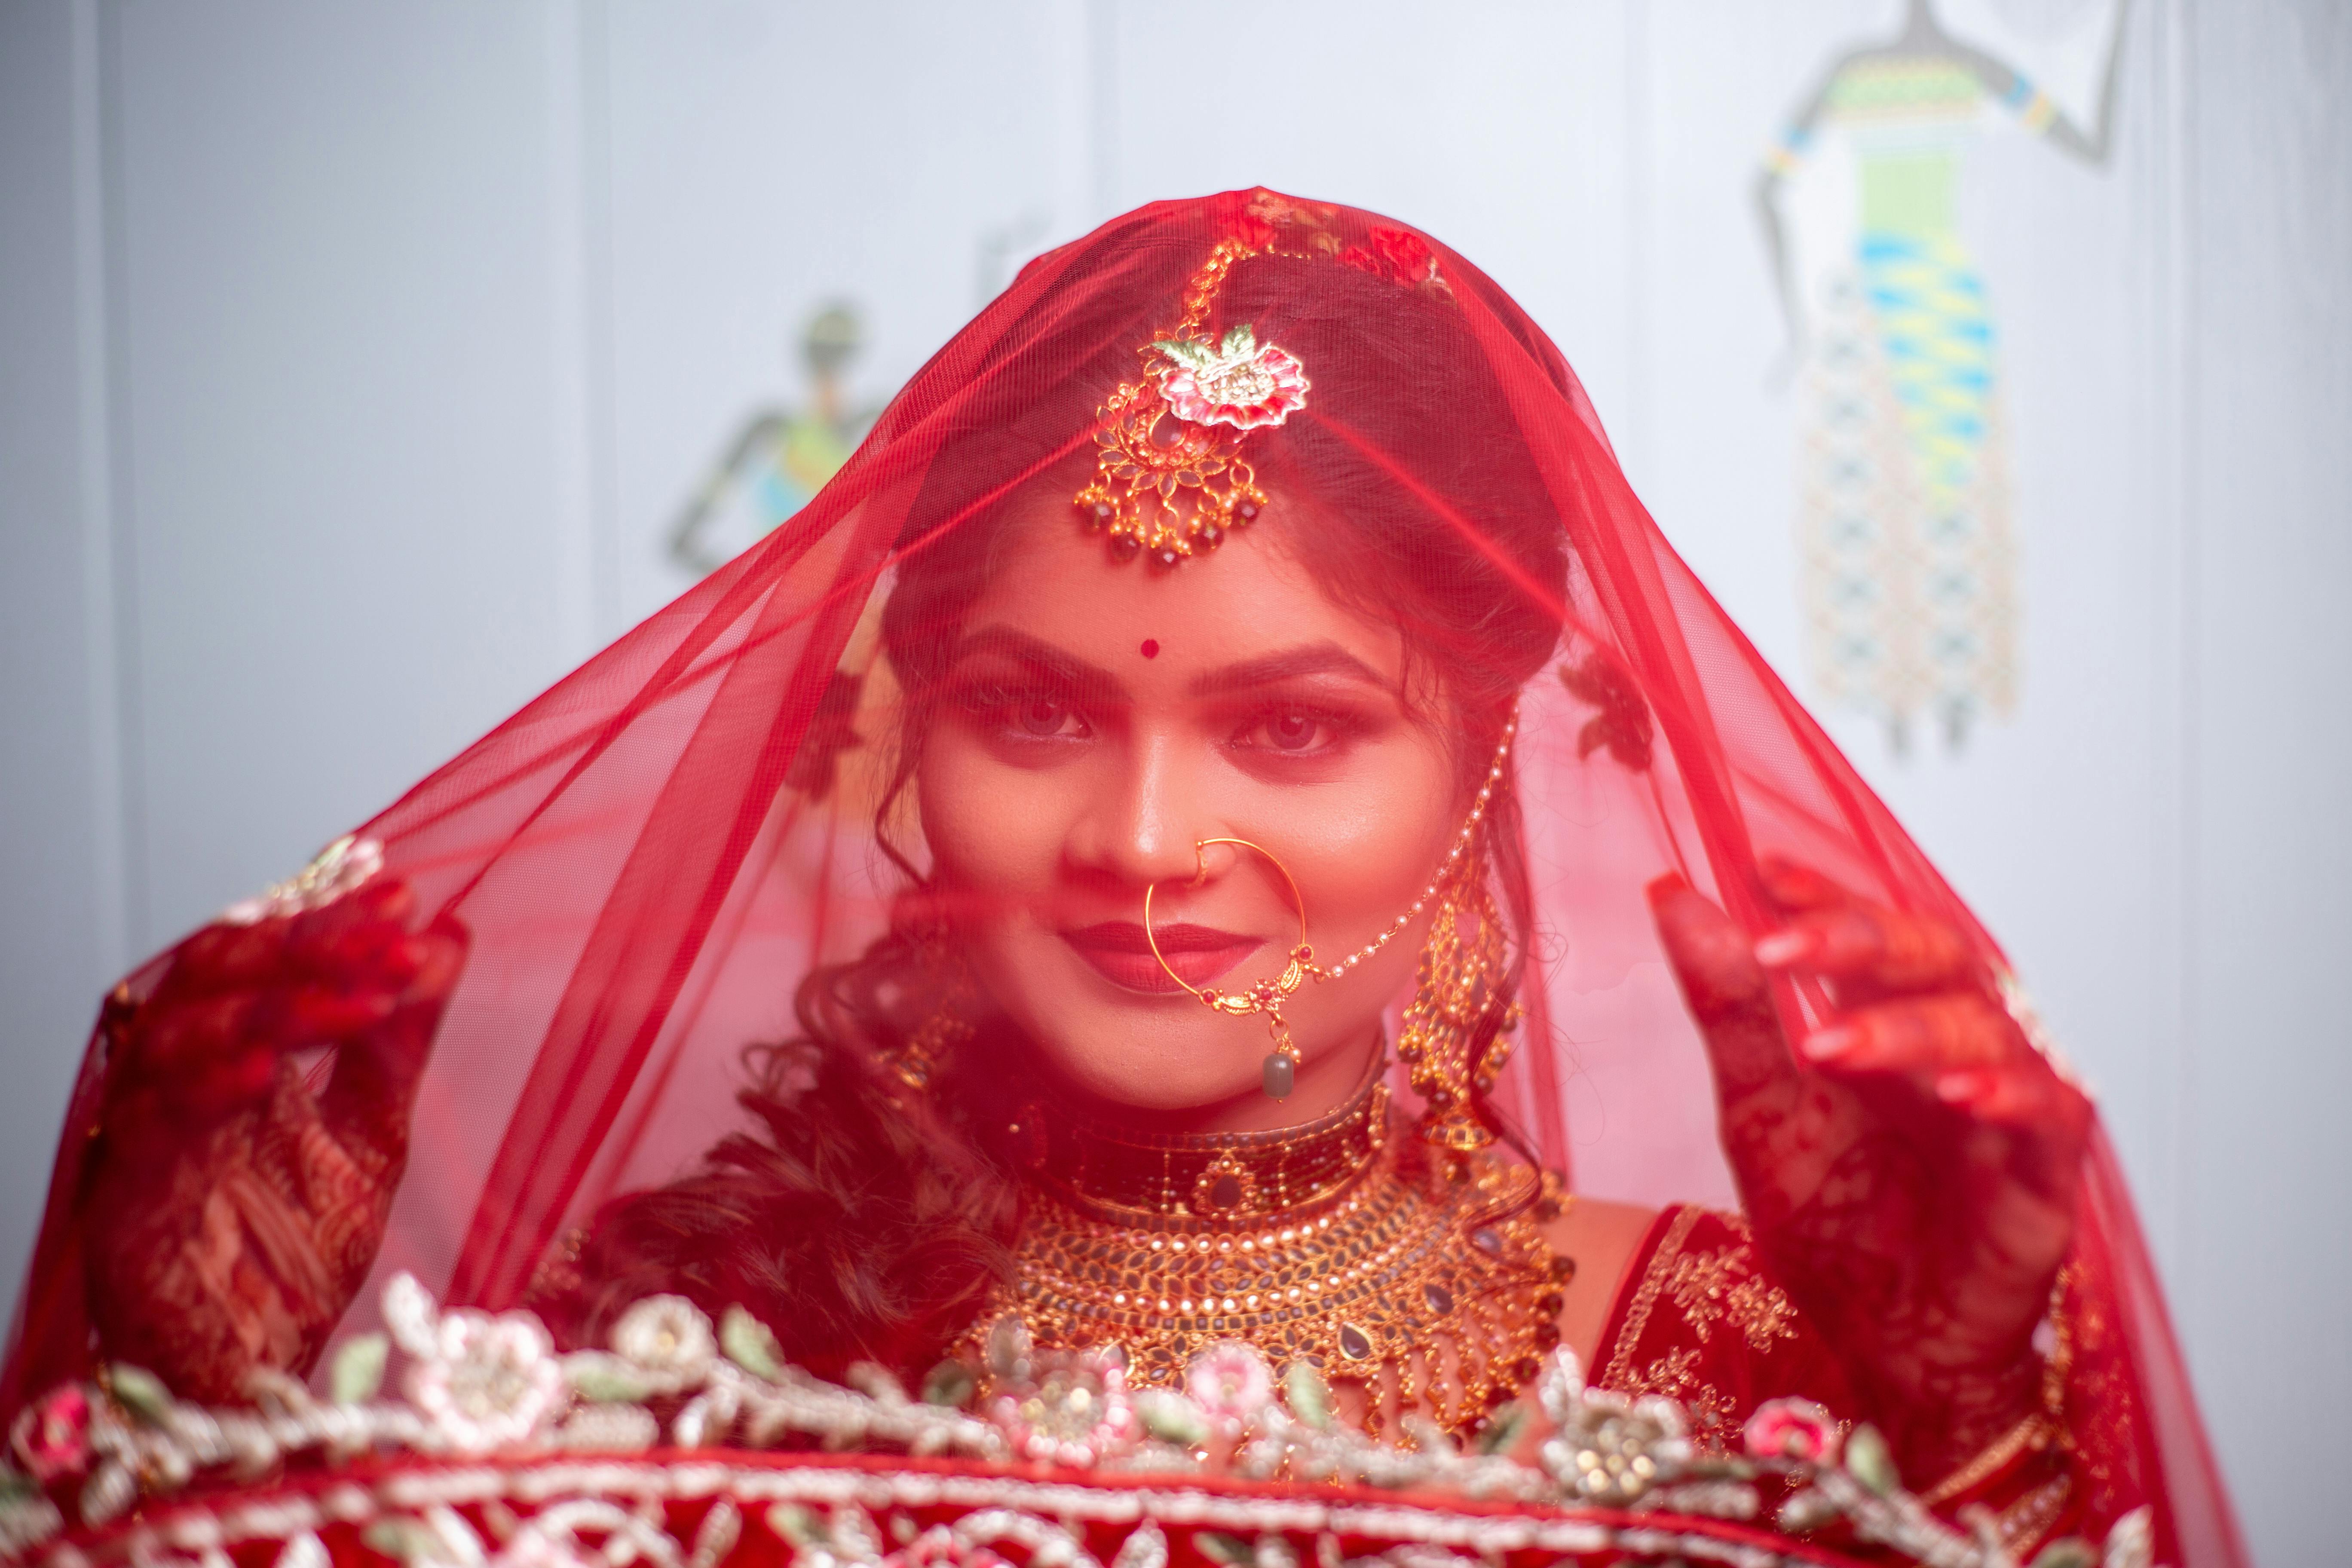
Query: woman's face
[[915, 500, 1464, 1128]]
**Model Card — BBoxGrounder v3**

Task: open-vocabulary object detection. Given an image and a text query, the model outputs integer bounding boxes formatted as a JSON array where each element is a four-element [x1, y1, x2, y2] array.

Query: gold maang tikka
[[1074, 239, 1311, 568], [1142, 713, 1520, 1134]]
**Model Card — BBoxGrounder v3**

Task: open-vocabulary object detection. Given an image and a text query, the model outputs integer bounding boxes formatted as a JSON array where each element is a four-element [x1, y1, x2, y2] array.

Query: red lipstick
[[1060, 921, 1263, 994]]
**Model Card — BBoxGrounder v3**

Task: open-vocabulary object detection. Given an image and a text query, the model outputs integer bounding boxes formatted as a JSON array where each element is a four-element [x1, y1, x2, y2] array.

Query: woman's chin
[[986, 946, 1335, 1114], [1023, 1021, 1265, 1112], [1077, 1073, 1265, 1118]]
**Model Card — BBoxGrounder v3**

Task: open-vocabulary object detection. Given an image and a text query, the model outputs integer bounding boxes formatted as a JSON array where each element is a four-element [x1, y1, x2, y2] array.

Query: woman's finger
[[304, 921, 430, 991], [1935, 1064, 2094, 1141], [319, 911, 471, 1159], [1753, 903, 1975, 992], [1935, 1067, 2041, 1124], [403, 916, 470, 1005], [289, 885, 413, 967], [1756, 855, 1858, 913], [131, 976, 394, 1077], [272, 985, 400, 1043], [1648, 874, 1803, 1101], [1798, 991, 2014, 1074], [134, 991, 263, 1069], [170, 918, 296, 993], [107, 1042, 286, 1133], [1647, 873, 1770, 1020]]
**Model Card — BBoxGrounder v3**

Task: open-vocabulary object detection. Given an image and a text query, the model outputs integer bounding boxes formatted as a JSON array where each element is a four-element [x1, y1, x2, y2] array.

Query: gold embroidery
[[1599, 1205, 1703, 1392], [1639, 1346, 1702, 1396], [1998, 1473, 2072, 1555], [1664, 1247, 1738, 1343], [1916, 1265, 2081, 1515], [1919, 1408, 2053, 1507], [1725, 1271, 1800, 1353], [1596, 1207, 1802, 1455], [1662, 1242, 1798, 1354], [1598, 1208, 1748, 1451], [1628, 1347, 1735, 1447]]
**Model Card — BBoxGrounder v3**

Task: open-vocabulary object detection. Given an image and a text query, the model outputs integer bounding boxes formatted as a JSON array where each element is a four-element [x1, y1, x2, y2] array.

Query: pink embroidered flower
[[1339, 226, 1439, 288], [1150, 325, 1309, 431], [1743, 1396, 1841, 1465], [986, 1350, 1139, 1467], [1226, 214, 1282, 254], [1184, 1342, 1272, 1423], [405, 1309, 566, 1453], [609, 1294, 717, 1382], [11, 1385, 91, 1482]]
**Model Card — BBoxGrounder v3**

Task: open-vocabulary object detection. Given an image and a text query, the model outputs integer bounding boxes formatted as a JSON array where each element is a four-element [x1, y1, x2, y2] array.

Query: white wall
[[2174, 0, 2352, 1543], [3, 2, 2344, 1559]]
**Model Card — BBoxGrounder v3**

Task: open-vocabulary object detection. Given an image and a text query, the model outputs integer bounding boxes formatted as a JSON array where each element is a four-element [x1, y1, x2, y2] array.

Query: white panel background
[[2, 1, 2344, 1559]]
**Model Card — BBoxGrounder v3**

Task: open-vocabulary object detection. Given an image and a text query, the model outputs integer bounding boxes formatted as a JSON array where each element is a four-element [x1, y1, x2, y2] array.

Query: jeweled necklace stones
[[1020, 1049, 1392, 1222], [970, 1066, 1573, 1439]]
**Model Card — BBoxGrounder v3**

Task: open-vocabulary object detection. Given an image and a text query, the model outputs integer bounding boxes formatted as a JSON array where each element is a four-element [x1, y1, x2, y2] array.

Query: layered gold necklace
[[965, 1063, 1573, 1438]]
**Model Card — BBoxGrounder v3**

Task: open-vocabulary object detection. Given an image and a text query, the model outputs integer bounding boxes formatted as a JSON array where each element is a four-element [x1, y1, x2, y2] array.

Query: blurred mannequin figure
[[669, 302, 877, 577]]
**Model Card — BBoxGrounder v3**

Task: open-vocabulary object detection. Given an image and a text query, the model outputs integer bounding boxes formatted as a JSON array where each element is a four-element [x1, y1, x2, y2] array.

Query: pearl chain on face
[[1319, 711, 1516, 980]]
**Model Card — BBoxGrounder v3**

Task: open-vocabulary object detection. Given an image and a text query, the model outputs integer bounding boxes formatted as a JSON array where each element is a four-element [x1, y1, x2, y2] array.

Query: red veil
[[5, 191, 2241, 1565]]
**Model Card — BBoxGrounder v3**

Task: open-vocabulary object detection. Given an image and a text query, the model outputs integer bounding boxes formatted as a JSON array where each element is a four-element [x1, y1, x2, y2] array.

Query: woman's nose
[[1066, 730, 1211, 890]]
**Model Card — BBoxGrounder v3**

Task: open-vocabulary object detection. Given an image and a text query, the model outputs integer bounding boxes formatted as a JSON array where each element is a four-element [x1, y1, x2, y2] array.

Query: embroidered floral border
[[0, 1277, 2157, 1568]]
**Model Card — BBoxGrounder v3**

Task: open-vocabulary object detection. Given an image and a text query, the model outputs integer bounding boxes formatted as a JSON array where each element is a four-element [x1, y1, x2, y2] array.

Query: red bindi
[[1140, 639, 1160, 659]]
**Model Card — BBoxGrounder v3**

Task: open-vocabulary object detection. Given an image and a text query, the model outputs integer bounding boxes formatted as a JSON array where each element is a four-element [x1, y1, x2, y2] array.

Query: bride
[[3, 192, 2238, 1566]]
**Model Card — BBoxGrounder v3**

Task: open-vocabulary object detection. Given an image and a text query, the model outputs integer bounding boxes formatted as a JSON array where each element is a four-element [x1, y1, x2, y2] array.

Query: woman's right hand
[[82, 861, 466, 1403]]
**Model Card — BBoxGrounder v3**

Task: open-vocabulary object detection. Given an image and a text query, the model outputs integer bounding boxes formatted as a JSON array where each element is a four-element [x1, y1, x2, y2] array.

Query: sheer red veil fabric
[[5, 191, 2241, 1565]]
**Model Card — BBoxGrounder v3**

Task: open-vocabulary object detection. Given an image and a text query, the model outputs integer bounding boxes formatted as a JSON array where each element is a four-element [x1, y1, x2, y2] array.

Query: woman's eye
[[1016, 696, 1075, 737], [958, 680, 1088, 742], [1241, 707, 1340, 754], [1265, 712, 1319, 750]]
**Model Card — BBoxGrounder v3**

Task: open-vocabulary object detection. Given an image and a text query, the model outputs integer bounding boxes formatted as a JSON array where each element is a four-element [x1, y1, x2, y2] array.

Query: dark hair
[[547, 250, 1571, 1378]]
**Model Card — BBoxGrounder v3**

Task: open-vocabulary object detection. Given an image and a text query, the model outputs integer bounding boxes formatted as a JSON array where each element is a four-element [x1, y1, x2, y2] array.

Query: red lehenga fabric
[[4, 190, 2241, 1567]]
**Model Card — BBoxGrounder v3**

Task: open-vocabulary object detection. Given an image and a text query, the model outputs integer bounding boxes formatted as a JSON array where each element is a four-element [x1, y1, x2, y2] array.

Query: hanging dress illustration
[[1757, 0, 2126, 753]]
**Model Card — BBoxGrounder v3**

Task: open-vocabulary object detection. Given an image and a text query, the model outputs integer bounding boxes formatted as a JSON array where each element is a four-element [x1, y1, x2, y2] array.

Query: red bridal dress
[[0, 193, 2242, 1568]]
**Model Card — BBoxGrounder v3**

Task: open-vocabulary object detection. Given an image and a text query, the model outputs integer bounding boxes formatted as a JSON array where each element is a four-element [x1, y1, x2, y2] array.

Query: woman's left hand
[[1647, 858, 2091, 1485]]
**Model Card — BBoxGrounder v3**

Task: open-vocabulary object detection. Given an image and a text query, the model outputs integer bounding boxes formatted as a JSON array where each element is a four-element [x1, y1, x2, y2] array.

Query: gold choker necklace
[[1024, 1060, 1390, 1222], [968, 1069, 1574, 1439]]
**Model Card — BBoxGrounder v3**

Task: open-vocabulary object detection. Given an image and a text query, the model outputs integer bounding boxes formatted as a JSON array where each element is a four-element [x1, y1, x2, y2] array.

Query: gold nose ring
[[1143, 837, 1316, 1098], [1130, 710, 1521, 1104]]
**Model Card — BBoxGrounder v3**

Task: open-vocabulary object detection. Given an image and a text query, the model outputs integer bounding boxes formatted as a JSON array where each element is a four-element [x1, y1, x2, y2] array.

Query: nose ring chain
[[1140, 711, 1518, 1098], [1144, 836, 1315, 1097]]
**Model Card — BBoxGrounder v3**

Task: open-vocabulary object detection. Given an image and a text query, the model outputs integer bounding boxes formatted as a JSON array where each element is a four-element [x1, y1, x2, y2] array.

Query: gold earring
[[1396, 827, 1517, 1155], [1144, 837, 1316, 1099], [887, 935, 975, 1095]]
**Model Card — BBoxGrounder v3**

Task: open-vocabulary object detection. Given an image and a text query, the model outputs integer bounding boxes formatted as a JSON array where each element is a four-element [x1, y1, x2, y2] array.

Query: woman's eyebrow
[[1190, 642, 1392, 697], [948, 627, 1125, 702]]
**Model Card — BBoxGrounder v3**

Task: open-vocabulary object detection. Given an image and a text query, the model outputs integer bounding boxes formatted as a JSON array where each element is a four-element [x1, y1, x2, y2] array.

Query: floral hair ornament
[[1074, 238, 1310, 568]]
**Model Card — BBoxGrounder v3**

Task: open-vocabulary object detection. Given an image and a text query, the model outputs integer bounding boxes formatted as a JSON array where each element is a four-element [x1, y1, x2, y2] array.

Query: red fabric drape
[[4, 190, 2242, 1565]]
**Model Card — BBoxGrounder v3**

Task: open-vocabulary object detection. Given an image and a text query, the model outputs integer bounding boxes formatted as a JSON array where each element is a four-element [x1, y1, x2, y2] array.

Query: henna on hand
[[83, 878, 465, 1403], [1647, 862, 2089, 1486]]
